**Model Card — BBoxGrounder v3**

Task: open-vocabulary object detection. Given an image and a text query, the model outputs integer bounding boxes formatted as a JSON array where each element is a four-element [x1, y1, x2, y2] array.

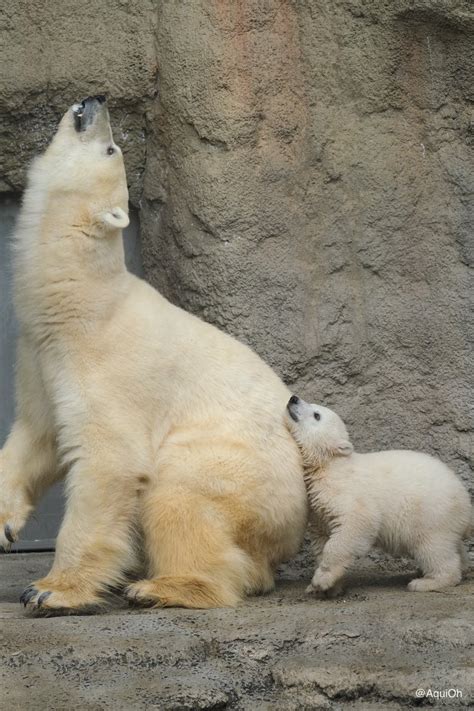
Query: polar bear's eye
[[313, 412, 321, 421], [106, 146, 115, 156]]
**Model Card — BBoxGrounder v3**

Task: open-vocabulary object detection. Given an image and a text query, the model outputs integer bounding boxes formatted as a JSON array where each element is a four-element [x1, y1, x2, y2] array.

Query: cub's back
[[322, 450, 470, 523], [349, 450, 471, 539], [352, 450, 462, 494]]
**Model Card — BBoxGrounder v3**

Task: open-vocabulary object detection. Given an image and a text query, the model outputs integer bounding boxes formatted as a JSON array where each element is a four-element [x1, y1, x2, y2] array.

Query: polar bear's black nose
[[289, 395, 299, 405], [73, 95, 107, 132], [82, 95, 106, 106]]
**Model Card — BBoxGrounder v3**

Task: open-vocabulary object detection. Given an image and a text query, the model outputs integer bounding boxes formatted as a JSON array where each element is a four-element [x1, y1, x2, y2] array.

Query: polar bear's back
[[122, 273, 292, 420]]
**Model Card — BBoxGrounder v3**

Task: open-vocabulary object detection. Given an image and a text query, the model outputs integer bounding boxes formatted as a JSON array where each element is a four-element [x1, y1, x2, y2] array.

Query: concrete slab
[[1, 552, 473, 709]]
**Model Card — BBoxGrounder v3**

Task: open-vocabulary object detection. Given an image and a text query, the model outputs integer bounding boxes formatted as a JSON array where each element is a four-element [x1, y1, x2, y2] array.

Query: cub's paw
[[306, 569, 344, 598], [310, 568, 338, 591], [20, 580, 102, 615], [407, 576, 456, 592]]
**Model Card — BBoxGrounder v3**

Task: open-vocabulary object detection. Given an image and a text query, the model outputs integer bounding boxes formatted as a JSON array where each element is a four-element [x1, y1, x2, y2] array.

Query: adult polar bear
[[0, 96, 307, 612]]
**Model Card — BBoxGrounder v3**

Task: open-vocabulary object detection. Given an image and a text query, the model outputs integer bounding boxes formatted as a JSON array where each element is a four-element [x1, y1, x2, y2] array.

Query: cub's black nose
[[288, 395, 299, 405]]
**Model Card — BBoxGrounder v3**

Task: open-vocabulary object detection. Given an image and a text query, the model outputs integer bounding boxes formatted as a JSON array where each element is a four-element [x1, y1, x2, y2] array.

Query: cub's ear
[[101, 207, 129, 229], [335, 440, 353, 457]]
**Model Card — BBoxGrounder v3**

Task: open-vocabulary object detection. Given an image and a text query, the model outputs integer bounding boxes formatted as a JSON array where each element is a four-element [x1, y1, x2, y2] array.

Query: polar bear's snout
[[72, 95, 107, 133], [286, 395, 315, 424], [287, 395, 301, 422]]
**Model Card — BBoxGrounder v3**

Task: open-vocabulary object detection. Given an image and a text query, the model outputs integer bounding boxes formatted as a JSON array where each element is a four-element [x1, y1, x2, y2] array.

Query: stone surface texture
[[1, 0, 472, 488], [1, 553, 473, 709]]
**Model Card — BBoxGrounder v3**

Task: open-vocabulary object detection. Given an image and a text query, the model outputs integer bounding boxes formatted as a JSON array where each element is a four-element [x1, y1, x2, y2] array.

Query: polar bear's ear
[[101, 207, 130, 230], [335, 440, 353, 457]]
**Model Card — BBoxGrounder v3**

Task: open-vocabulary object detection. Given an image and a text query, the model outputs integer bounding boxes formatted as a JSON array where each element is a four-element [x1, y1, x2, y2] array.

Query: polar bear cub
[[285, 396, 472, 595]]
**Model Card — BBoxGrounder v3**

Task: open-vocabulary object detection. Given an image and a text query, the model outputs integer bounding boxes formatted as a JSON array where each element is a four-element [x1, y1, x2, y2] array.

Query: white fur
[[0, 102, 307, 612], [285, 397, 472, 594]]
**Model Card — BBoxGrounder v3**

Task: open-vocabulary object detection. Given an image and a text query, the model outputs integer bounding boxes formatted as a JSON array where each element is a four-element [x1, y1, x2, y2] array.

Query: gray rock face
[[0, 0, 472, 493], [144, 0, 474, 488], [0, 0, 157, 204]]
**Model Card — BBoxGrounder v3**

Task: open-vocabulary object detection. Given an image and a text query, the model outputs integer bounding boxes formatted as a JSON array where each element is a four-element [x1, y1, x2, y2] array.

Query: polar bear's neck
[[13, 189, 128, 340]]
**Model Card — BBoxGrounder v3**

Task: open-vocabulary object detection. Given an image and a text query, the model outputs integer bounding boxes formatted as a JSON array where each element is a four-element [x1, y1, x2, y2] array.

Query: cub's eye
[[106, 146, 115, 155], [313, 412, 321, 421]]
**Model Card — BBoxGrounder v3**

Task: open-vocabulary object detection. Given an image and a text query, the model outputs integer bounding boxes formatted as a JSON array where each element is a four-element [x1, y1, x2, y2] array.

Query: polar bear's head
[[28, 95, 129, 233], [285, 396, 353, 468]]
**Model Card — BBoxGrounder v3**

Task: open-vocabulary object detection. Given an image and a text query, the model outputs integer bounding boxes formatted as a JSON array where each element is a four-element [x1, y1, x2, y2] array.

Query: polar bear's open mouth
[[72, 95, 106, 132]]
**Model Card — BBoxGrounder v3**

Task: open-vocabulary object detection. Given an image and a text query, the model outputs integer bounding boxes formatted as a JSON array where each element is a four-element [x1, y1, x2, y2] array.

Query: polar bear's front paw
[[20, 578, 102, 615]]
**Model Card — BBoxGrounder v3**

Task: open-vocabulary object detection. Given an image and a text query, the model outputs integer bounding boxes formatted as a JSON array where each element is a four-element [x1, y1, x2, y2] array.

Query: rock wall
[[0, 0, 157, 204], [1, 0, 473, 488]]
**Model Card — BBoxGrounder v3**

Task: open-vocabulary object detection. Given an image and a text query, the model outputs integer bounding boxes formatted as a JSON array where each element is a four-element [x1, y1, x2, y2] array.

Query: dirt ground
[[0, 551, 472, 710]]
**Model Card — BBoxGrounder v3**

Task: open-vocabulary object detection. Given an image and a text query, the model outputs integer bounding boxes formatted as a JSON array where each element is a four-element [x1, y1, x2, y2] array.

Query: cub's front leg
[[306, 519, 375, 598], [308, 515, 330, 567]]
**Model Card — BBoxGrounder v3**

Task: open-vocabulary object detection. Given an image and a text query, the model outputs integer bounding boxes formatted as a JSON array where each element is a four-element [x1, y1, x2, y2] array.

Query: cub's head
[[285, 395, 353, 468], [29, 95, 129, 232]]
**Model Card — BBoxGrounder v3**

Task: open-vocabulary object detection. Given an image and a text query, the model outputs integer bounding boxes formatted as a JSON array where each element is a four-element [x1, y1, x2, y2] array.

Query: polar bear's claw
[[4, 524, 15, 543], [0, 494, 32, 550], [1, 522, 20, 550], [19, 579, 103, 615], [20, 585, 38, 606], [37, 591, 52, 606], [20, 585, 52, 610]]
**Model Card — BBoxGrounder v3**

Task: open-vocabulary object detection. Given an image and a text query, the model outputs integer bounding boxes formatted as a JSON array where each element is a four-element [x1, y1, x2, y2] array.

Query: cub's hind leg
[[409, 536, 463, 592]]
